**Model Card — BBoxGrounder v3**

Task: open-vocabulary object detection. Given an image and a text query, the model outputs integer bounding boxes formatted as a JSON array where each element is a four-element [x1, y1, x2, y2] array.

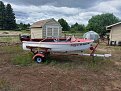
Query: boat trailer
[[27, 43, 111, 63]]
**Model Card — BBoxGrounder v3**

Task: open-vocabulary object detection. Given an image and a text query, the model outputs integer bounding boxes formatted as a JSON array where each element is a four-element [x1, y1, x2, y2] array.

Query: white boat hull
[[22, 40, 93, 52]]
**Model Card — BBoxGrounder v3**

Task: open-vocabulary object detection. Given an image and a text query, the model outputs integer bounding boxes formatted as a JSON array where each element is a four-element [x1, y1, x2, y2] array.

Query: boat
[[22, 36, 112, 63], [22, 36, 94, 52]]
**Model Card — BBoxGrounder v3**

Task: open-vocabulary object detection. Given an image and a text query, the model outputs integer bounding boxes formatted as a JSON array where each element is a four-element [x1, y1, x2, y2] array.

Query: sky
[[2, 0, 121, 25]]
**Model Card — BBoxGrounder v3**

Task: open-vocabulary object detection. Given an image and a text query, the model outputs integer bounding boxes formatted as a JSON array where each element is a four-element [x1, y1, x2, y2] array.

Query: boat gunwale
[[23, 41, 93, 45]]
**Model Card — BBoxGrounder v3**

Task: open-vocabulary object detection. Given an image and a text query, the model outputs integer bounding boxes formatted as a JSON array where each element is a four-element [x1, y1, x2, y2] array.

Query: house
[[31, 18, 62, 39], [106, 22, 121, 45]]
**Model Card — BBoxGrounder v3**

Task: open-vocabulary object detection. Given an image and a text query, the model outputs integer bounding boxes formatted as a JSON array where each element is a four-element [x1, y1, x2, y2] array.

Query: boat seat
[[71, 35, 76, 42], [66, 36, 71, 41], [54, 38, 58, 42]]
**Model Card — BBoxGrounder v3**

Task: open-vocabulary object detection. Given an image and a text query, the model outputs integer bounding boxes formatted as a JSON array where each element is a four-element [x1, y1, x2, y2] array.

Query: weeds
[[46, 55, 112, 71], [12, 52, 34, 66], [0, 79, 11, 91], [0, 36, 20, 43]]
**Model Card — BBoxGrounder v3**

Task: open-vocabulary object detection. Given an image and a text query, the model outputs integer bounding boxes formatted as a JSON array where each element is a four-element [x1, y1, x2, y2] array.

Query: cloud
[[3, 1, 85, 24], [90, 0, 121, 13], [4, 1, 81, 15], [2, 0, 100, 8], [2, 0, 121, 25], [89, 0, 121, 19]]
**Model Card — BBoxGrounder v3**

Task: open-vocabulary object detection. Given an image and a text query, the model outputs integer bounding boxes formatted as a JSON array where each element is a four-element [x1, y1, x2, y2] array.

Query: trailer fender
[[32, 53, 45, 60]]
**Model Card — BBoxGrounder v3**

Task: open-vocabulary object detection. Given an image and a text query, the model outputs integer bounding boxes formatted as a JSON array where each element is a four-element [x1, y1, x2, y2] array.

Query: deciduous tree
[[71, 22, 85, 32], [86, 13, 120, 36]]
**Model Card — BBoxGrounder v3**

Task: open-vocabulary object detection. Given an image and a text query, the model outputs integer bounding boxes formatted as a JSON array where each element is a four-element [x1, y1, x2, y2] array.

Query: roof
[[106, 22, 121, 30], [31, 18, 56, 28]]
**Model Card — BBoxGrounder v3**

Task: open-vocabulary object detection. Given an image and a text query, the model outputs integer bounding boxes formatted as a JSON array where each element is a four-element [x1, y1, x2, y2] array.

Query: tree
[[0, 1, 6, 29], [71, 22, 85, 32], [86, 13, 120, 36], [5, 4, 16, 30], [17, 22, 30, 30], [58, 18, 70, 31]]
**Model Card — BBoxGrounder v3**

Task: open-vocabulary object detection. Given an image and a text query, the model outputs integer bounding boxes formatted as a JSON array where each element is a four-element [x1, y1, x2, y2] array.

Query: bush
[[70, 29, 76, 33]]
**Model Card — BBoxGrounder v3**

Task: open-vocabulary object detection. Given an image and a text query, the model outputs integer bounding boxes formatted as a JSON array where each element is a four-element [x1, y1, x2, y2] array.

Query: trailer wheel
[[34, 56, 44, 63]]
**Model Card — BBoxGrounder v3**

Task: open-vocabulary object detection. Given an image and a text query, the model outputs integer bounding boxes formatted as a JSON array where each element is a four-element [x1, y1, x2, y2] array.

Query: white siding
[[31, 28, 42, 39], [110, 24, 121, 41]]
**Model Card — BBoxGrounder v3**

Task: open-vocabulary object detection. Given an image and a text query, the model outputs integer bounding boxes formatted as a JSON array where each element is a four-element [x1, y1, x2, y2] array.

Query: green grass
[[45, 55, 112, 71], [0, 45, 22, 53], [12, 52, 34, 66], [0, 36, 20, 43], [82, 57, 112, 70], [0, 44, 34, 66], [21, 30, 30, 34]]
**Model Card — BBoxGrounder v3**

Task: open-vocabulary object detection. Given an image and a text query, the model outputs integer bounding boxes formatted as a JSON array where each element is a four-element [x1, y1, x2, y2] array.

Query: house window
[[47, 28, 52, 37], [53, 28, 59, 37], [46, 26, 59, 38]]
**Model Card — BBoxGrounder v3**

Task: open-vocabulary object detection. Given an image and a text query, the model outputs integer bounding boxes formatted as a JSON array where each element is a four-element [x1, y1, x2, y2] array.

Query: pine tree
[[5, 4, 16, 30], [0, 1, 6, 29], [58, 18, 70, 31]]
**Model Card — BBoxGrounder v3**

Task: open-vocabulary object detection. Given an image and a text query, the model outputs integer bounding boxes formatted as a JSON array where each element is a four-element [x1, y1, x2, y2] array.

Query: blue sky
[[2, 0, 121, 25]]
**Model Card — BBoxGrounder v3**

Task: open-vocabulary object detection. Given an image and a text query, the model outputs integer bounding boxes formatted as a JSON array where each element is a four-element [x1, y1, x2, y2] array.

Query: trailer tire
[[34, 56, 44, 63]]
